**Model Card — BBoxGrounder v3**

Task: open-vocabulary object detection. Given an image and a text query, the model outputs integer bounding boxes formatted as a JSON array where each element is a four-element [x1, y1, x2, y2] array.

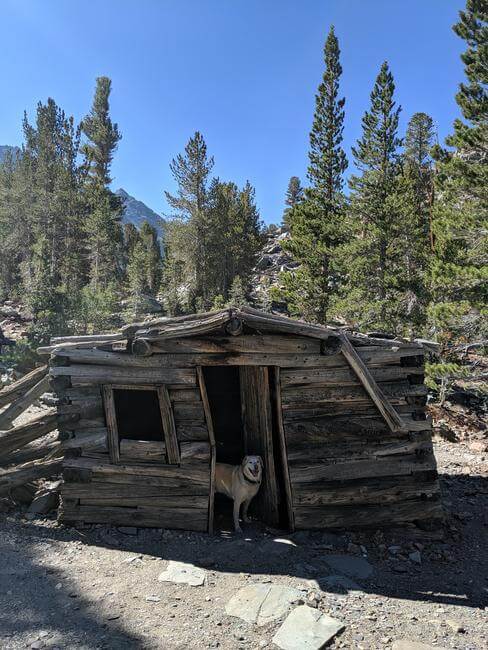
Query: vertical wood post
[[197, 367, 216, 534], [272, 367, 295, 532], [157, 385, 180, 464]]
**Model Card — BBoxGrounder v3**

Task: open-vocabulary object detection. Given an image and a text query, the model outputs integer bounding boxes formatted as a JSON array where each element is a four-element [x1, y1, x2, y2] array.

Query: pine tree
[[279, 26, 348, 323], [227, 275, 248, 307], [282, 176, 303, 229], [429, 0, 488, 343], [81, 77, 124, 292], [333, 62, 403, 331], [165, 132, 214, 305]]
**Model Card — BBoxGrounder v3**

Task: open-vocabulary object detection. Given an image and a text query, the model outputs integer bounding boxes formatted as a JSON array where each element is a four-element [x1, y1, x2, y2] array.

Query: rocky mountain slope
[[0, 145, 20, 163], [116, 188, 165, 236]]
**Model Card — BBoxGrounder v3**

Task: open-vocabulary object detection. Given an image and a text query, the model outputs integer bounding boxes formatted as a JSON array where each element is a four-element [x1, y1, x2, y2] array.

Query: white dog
[[215, 455, 263, 533]]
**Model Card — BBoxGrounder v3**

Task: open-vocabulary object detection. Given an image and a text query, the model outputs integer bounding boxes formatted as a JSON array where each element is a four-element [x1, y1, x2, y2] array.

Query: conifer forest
[[0, 1, 486, 393]]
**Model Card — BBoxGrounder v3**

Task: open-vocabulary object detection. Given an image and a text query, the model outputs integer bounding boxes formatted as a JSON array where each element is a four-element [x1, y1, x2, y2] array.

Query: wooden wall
[[51, 356, 212, 531], [50, 334, 442, 532], [279, 348, 442, 529]]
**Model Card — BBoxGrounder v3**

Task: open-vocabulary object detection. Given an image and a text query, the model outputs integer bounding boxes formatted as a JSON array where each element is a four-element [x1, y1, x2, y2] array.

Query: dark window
[[112, 388, 164, 442]]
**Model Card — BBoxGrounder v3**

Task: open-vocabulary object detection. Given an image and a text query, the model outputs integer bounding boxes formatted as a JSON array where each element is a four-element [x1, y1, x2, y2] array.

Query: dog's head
[[242, 455, 263, 482]]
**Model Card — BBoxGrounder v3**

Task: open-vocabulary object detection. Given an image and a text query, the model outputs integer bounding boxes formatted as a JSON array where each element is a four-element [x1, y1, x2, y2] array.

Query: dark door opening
[[202, 365, 290, 531]]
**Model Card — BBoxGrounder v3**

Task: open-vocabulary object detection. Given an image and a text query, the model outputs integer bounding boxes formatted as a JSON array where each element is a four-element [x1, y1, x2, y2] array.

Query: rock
[[158, 561, 205, 587], [26, 482, 61, 516], [347, 542, 361, 555], [319, 575, 362, 594], [323, 554, 374, 579], [225, 584, 302, 626], [392, 641, 448, 650], [446, 619, 465, 633], [272, 605, 345, 650], [408, 551, 422, 564]]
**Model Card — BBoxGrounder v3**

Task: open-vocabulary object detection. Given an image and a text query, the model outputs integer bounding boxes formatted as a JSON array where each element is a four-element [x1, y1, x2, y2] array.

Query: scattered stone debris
[[158, 560, 206, 587], [272, 605, 345, 650], [225, 584, 302, 626], [392, 641, 448, 650]]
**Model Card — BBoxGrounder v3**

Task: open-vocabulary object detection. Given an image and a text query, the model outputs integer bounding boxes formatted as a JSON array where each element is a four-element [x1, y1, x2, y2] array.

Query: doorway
[[202, 365, 289, 530]]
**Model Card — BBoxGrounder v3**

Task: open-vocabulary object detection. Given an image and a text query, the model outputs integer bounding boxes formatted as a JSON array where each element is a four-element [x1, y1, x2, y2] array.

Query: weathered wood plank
[[173, 402, 205, 423], [0, 376, 50, 430], [0, 458, 63, 496], [119, 439, 166, 462], [0, 365, 47, 408], [293, 478, 440, 506], [101, 387, 120, 463], [281, 365, 424, 387], [60, 504, 208, 531], [281, 382, 427, 405], [340, 335, 405, 432], [289, 453, 437, 484], [147, 335, 321, 355], [0, 410, 58, 457], [240, 366, 280, 527], [175, 424, 209, 442], [272, 367, 295, 531], [61, 481, 208, 498], [180, 441, 211, 463], [294, 499, 443, 529], [64, 458, 209, 484], [169, 388, 201, 402], [51, 365, 196, 385], [79, 494, 208, 509], [157, 386, 180, 464]]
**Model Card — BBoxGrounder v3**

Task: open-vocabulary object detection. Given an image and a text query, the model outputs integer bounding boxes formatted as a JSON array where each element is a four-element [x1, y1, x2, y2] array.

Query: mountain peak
[[115, 188, 165, 236]]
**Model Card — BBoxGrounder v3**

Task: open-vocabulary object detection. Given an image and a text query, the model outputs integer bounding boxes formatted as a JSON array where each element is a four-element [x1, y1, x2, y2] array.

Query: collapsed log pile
[[0, 367, 64, 508]]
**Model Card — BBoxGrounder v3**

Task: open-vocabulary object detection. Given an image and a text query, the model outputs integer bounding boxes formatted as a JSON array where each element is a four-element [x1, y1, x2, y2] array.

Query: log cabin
[[42, 307, 442, 532]]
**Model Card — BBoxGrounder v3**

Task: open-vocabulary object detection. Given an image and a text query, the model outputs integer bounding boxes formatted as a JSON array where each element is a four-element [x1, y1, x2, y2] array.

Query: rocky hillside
[[116, 188, 165, 237], [250, 226, 298, 312], [0, 145, 20, 163]]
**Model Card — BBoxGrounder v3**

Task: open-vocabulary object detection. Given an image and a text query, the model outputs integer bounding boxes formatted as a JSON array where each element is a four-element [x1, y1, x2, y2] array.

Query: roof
[[40, 306, 425, 354]]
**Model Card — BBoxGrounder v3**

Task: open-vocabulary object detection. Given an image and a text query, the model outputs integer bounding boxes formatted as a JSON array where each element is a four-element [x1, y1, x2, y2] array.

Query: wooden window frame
[[102, 384, 180, 465]]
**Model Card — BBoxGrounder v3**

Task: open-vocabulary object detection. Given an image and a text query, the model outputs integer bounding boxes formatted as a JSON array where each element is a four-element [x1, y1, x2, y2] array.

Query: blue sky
[[1, 1, 465, 224]]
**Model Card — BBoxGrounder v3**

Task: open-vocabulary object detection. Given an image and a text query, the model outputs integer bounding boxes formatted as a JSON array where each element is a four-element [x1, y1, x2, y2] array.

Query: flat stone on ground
[[320, 574, 362, 593], [323, 554, 374, 579], [158, 560, 205, 586], [273, 605, 345, 650], [392, 641, 448, 650], [225, 584, 302, 626]]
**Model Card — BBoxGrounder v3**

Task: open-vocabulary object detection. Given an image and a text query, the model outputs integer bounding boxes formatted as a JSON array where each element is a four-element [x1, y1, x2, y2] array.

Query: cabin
[[43, 307, 442, 532]]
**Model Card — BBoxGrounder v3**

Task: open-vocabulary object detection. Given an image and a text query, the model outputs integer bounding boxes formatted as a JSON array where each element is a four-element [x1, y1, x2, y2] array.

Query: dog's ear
[[242, 455, 249, 465], [257, 455, 264, 467]]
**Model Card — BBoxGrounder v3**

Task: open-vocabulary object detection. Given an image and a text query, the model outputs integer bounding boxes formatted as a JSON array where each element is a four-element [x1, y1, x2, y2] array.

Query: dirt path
[[0, 439, 487, 650]]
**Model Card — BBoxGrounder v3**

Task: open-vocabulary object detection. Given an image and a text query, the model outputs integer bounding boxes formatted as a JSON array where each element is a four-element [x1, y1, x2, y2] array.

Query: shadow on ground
[[1, 471, 486, 648]]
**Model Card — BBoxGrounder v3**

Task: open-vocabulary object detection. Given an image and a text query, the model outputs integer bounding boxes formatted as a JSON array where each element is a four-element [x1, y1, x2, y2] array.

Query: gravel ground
[[0, 438, 487, 650]]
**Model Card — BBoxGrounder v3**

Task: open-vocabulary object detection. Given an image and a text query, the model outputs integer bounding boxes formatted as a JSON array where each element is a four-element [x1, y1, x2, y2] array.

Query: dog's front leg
[[242, 499, 252, 523], [233, 499, 243, 533]]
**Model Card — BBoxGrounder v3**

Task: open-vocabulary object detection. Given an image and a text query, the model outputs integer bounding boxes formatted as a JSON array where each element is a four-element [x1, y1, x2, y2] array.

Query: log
[[173, 402, 205, 423], [0, 458, 63, 496], [0, 440, 60, 468], [280, 365, 424, 387], [176, 424, 209, 442], [284, 415, 431, 441], [157, 385, 180, 464], [340, 335, 405, 432], [122, 308, 227, 338], [61, 480, 209, 499], [79, 494, 208, 509], [0, 410, 58, 456], [179, 441, 211, 462], [50, 365, 196, 386], [281, 382, 427, 405], [293, 477, 440, 506], [60, 504, 208, 531], [294, 498, 443, 529], [289, 453, 437, 484], [134, 335, 321, 355], [120, 439, 166, 462], [272, 367, 295, 531], [0, 375, 50, 429], [0, 365, 47, 408]]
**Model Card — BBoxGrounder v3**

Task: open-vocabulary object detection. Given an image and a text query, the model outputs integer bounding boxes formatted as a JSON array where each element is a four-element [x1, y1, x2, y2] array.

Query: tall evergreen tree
[[165, 132, 214, 305], [279, 26, 348, 323], [81, 77, 124, 291], [429, 0, 488, 342], [333, 62, 403, 331], [282, 176, 303, 229]]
